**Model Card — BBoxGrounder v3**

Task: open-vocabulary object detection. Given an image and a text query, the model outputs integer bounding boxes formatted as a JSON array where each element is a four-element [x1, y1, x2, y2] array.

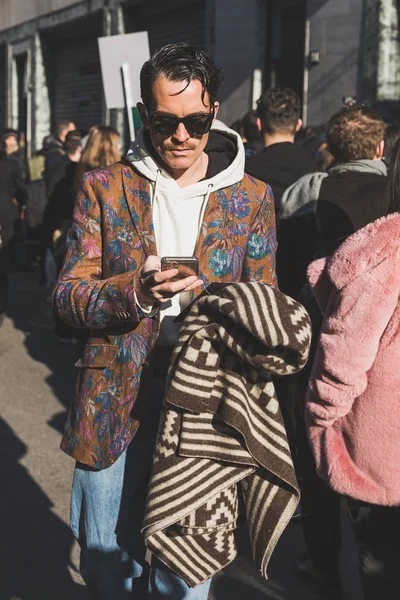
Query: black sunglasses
[[145, 108, 215, 137]]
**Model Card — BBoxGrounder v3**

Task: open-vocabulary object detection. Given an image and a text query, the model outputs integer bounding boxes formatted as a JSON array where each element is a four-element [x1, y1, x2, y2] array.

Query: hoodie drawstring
[[152, 169, 162, 207], [195, 183, 214, 247]]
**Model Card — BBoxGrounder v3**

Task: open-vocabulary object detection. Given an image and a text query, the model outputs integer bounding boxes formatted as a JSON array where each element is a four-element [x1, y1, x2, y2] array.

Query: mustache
[[164, 144, 196, 151]]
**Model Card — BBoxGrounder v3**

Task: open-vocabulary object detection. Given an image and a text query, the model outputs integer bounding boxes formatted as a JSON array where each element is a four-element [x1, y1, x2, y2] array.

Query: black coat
[[0, 156, 29, 244], [245, 142, 317, 212], [46, 155, 70, 200], [42, 160, 78, 251], [277, 170, 389, 298], [44, 140, 66, 185]]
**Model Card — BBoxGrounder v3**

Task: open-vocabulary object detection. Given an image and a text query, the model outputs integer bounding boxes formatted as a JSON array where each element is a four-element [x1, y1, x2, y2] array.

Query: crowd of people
[[1, 41, 400, 600], [0, 121, 121, 332]]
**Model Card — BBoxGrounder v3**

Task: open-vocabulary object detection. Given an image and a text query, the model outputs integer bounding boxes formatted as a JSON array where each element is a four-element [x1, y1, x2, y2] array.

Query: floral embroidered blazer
[[54, 160, 277, 469]]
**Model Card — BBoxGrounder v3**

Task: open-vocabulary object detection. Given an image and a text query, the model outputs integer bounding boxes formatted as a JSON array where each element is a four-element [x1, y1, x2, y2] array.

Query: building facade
[[0, 0, 398, 154], [264, 0, 400, 126], [0, 0, 266, 154]]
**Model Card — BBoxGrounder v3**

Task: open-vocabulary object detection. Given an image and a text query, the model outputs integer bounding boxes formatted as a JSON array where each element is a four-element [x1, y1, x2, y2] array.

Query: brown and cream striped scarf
[[143, 282, 311, 586]]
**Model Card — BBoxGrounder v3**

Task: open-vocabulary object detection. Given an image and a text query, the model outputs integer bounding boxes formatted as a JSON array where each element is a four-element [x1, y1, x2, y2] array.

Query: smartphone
[[161, 256, 199, 282]]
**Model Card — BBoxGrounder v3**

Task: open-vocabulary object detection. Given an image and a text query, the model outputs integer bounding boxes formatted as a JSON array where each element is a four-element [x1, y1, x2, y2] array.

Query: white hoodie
[[126, 123, 245, 345]]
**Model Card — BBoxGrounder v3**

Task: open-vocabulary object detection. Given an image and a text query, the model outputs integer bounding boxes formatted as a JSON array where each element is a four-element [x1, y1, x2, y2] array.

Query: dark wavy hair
[[256, 87, 301, 135], [242, 110, 262, 142], [140, 43, 224, 110]]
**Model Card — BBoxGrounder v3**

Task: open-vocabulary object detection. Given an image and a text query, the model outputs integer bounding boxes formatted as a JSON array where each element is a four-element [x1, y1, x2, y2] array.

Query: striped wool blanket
[[143, 282, 311, 586]]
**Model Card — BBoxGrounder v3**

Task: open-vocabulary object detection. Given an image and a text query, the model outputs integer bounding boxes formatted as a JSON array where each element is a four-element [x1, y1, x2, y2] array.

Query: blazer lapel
[[121, 162, 158, 257], [194, 188, 221, 259], [191, 188, 223, 300]]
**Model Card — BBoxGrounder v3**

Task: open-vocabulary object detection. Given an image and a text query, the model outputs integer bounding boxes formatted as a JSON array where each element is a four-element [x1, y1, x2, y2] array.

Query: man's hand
[[135, 255, 203, 308]]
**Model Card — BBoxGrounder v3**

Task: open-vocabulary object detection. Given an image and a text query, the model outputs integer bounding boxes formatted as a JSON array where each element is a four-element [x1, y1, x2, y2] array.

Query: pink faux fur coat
[[306, 213, 400, 505]]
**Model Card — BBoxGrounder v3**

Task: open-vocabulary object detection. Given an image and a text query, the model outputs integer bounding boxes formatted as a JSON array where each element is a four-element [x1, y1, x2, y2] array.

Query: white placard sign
[[98, 31, 150, 109]]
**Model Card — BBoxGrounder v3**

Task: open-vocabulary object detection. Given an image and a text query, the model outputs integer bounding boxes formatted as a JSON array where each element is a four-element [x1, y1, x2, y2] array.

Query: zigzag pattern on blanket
[[143, 283, 311, 586]]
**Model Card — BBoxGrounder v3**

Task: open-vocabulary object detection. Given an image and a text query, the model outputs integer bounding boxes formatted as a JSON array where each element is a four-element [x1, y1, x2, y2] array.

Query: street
[[0, 270, 363, 600]]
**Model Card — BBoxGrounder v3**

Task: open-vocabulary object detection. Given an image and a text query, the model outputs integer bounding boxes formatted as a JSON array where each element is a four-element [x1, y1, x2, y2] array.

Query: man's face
[[139, 76, 218, 174], [5, 135, 18, 154]]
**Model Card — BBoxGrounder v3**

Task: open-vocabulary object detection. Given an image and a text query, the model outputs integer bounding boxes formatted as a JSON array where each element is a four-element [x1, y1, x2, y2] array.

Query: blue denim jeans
[[70, 376, 212, 599]]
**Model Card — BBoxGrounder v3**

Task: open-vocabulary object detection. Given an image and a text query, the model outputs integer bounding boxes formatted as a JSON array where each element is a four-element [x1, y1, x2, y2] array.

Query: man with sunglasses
[[54, 43, 277, 599]]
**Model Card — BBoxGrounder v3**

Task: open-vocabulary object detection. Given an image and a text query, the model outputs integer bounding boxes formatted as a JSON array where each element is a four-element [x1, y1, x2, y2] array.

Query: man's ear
[[137, 103, 149, 128], [256, 117, 263, 133], [296, 118, 303, 133], [212, 102, 220, 123], [376, 139, 385, 160]]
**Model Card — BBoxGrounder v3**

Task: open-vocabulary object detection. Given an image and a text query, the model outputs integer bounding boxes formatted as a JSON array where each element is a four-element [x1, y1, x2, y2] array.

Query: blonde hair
[[75, 125, 121, 187]]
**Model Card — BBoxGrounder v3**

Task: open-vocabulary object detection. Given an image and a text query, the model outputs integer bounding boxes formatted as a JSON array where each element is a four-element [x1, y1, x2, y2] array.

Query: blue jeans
[[70, 376, 212, 599]]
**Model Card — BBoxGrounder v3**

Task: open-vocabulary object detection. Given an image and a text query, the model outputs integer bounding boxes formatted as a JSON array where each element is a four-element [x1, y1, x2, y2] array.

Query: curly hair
[[327, 105, 386, 162], [256, 87, 300, 135], [140, 43, 224, 110]]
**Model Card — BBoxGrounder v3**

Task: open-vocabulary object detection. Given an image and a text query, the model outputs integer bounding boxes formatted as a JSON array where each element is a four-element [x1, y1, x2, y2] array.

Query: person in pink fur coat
[[306, 138, 400, 599]]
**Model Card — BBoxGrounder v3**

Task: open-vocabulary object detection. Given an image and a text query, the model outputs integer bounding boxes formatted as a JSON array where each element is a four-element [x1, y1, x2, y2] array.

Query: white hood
[[125, 122, 245, 200]]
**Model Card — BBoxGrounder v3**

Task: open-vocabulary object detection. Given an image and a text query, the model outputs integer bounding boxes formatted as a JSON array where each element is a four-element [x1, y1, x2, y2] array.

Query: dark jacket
[[42, 160, 78, 251], [277, 164, 389, 298], [244, 140, 263, 157], [245, 142, 317, 212], [46, 154, 70, 200], [44, 138, 66, 184], [0, 156, 29, 243]]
